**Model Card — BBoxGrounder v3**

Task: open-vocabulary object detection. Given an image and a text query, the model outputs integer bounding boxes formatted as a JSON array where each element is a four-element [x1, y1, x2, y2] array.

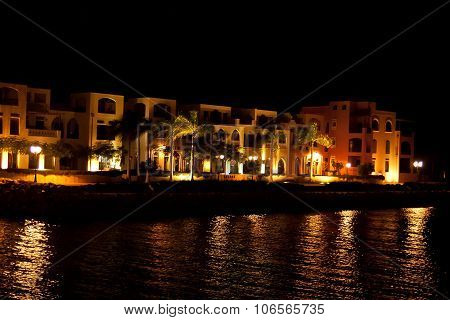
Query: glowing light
[[219, 154, 224, 160], [1, 151, 8, 169], [30, 145, 42, 155], [345, 162, 351, 168], [413, 160, 423, 168]]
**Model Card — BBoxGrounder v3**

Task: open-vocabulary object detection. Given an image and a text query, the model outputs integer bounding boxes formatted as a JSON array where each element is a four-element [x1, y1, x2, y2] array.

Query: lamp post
[[413, 160, 423, 182], [30, 145, 42, 183], [345, 162, 351, 182]]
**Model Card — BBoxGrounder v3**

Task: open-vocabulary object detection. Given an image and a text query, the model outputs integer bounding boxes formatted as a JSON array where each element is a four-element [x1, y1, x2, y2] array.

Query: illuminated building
[[1, 81, 416, 182]]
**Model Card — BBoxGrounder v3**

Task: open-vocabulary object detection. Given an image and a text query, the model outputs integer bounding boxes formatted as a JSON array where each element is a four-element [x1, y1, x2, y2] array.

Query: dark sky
[[1, 1, 449, 160]]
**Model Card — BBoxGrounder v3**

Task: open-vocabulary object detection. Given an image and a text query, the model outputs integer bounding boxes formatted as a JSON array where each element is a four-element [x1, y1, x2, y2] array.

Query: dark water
[[0, 207, 449, 299]]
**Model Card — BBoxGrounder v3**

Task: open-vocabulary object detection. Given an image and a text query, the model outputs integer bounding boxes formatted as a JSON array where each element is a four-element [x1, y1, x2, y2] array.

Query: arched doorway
[[295, 157, 300, 175], [278, 159, 286, 175]]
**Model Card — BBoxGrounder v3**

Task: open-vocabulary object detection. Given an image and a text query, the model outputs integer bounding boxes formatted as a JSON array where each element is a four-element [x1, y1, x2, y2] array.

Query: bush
[[358, 163, 374, 176]]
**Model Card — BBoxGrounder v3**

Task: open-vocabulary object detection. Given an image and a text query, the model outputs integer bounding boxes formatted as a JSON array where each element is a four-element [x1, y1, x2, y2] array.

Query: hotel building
[[1, 81, 417, 183]]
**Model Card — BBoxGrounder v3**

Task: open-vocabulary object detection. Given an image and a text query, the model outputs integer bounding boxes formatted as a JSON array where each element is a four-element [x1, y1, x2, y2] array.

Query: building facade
[[1, 81, 417, 182]]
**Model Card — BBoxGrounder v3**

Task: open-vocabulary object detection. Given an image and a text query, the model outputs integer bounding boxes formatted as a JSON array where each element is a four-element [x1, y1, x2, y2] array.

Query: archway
[[98, 98, 116, 114], [295, 157, 300, 175], [277, 159, 286, 175], [66, 118, 79, 139], [0, 87, 19, 105]]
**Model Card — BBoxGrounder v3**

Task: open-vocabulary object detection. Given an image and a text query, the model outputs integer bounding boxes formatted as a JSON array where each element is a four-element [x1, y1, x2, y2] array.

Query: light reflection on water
[[0, 207, 447, 299]]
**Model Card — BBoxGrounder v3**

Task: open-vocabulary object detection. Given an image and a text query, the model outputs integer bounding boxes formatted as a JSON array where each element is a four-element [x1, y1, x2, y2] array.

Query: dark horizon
[[1, 0, 449, 172]]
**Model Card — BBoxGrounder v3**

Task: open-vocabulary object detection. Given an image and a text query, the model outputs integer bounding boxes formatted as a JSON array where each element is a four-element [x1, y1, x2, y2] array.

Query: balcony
[[27, 128, 61, 138]]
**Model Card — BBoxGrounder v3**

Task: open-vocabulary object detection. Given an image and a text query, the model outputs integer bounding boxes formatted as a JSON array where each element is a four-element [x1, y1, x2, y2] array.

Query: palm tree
[[160, 118, 178, 182], [297, 122, 334, 179], [173, 111, 213, 181], [262, 128, 282, 182], [111, 109, 146, 181]]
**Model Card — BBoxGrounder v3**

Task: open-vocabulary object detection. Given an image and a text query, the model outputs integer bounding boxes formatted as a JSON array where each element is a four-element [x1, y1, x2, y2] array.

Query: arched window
[[51, 117, 64, 138], [385, 140, 390, 154], [372, 139, 377, 153], [372, 118, 379, 131], [348, 138, 362, 152], [0, 87, 19, 106], [278, 159, 286, 175], [98, 98, 116, 114], [401, 141, 411, 155], [67, 118, 79, 139], [385, 119, 393, 132], [231, 130, 240, 142], [278, 132, 286, 144]]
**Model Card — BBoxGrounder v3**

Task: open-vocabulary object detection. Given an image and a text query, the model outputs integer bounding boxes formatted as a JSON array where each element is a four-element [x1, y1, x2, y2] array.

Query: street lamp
[[413, 160, 423, 181], [30, 145, 42, 183], [345, 162, 351, 181]]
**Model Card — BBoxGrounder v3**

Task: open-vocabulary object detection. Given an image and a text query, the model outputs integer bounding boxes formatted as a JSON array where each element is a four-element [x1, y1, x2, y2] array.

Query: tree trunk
[[145, 132, 150, 184], [127, 139, 131, 183], [190, 135, 195, 181], [309, 140, 314, 179], [136, 129, 141, 178], [269, 145, 274, 182], [169, 127, 174, 182]]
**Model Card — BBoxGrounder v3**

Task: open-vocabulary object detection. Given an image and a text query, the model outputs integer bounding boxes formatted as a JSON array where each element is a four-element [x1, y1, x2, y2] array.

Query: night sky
[[1, 1, 449, 170]]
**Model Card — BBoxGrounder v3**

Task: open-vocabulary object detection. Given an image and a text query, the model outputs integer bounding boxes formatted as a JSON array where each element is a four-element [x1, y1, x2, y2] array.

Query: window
[[36, 116, 45, 129], [385, 140, 390, 154], [0, 87, 19, 106], [216, 129, 226, 143], [385, 159, 390, 172], [372, 118, 379, 131], [400, 158, 411, 173], [44, 155, 55, 169], [10, 117, 19, 135], [67, 118, 79, 139], [245, 134, 255, 147], [348, 156, 361, 167], [372, 139, 377, 153], [349, 138, 362, 152], [98, 98, 116, 114], [96, 124, 115, 140], [331, 119, 337, 130], [35, 93, 46, 104], [51, 118, 64, 138], [231, 130, 240, 142], [342, 105, 347, 110], [401, 141, 411, 155], [385, 120, 393, 132], [332, 105, 338, 110], [372, 158, 376, 170]]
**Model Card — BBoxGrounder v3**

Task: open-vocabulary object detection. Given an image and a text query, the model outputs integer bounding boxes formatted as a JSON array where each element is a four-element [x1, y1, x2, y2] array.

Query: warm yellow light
[[30, 145, 42, 154], [345, 162, 351, 168], [219, 154, 224, 160]]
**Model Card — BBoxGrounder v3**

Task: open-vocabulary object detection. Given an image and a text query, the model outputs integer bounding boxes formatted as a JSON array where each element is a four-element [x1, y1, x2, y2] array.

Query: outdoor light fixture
[[219, 154, 225, 160], [413, 160, 423, 168], [345, 162, 351, 168], [30, 145, 42, 183]]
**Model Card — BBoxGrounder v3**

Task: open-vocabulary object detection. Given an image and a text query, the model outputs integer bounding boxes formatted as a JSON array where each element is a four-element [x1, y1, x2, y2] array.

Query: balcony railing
[[27, 128, 60, 138]]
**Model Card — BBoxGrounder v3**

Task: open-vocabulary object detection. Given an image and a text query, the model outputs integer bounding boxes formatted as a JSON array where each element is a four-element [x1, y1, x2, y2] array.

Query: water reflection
[[0, 207, 447, 299], [9, 220, 55, 299]]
